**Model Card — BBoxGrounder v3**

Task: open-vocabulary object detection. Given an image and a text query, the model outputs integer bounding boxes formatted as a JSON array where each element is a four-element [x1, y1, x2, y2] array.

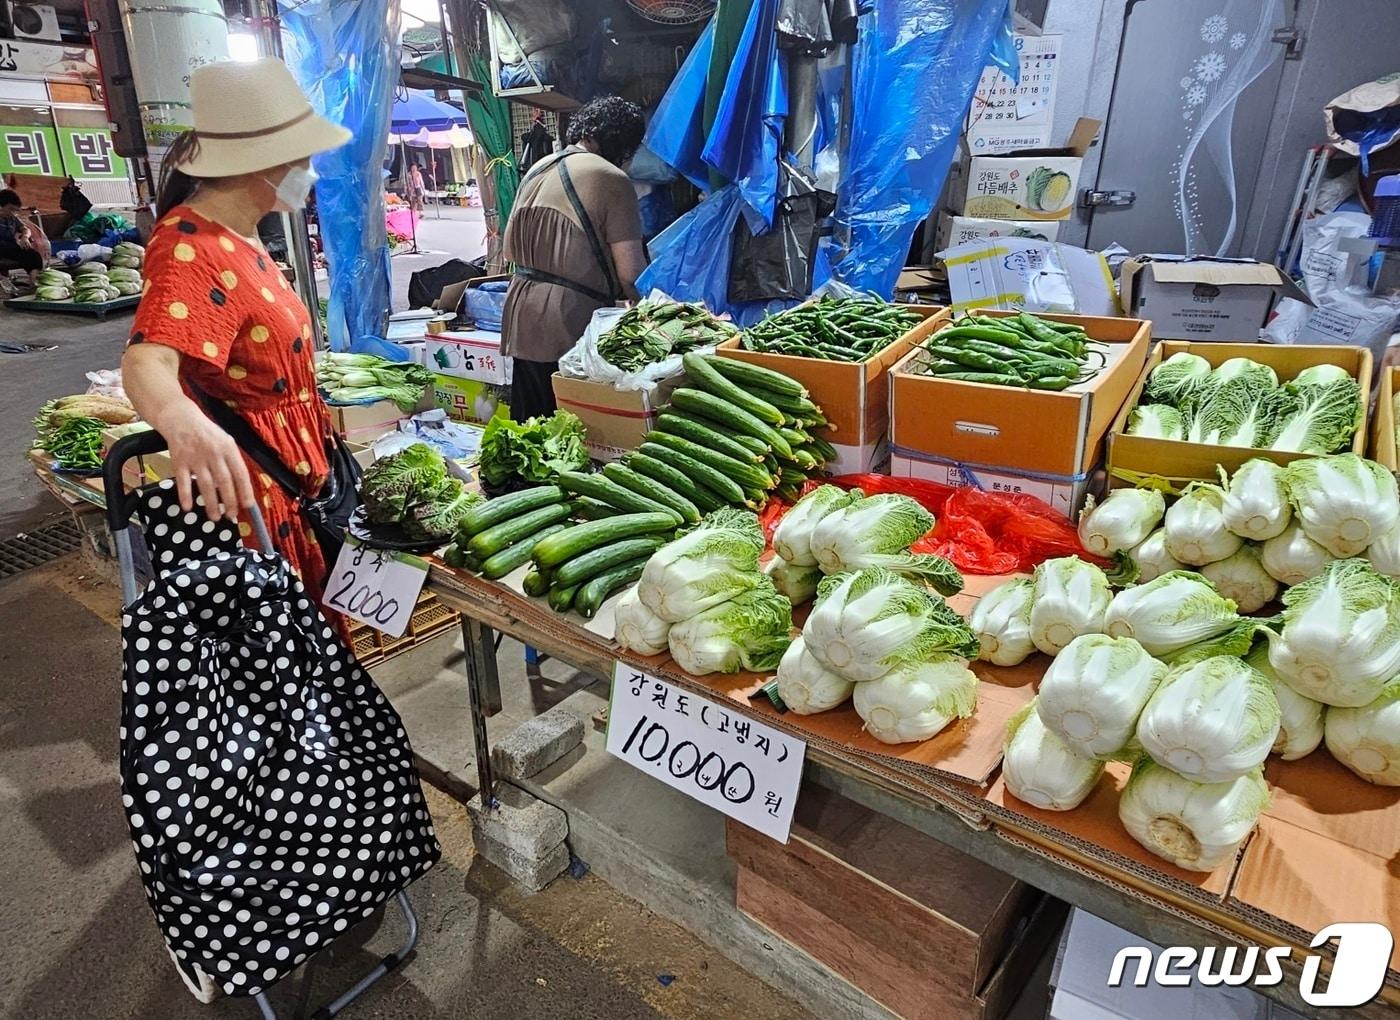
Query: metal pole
[[785, 53, 818, 171], [246, 0, 325, 350]]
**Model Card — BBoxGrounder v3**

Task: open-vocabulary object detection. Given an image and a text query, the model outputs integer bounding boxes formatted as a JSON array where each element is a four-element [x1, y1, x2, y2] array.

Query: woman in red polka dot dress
[[122, 58, 352, 618]]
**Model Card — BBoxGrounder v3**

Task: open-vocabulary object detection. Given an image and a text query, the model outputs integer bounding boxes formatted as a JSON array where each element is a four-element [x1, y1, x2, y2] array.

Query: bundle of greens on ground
[[359, 442, 481, 542], [917, 312, 1106, 391], [1127, 354, 1363, 454], [32, 393, 139, 470], [596, 298, 739, 372], [740, 295, 923, 362], [478, 409, 589, 491], [316, 351, 435, 410]]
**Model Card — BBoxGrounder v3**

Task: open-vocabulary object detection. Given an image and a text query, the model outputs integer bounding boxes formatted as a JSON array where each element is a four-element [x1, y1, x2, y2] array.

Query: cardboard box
[[940, 214, 1062, 248], [1107, 341, 1371, 489], [728, 786, 1067, 1020], [1119, 256, 1310, 341], [328, 391, 431, 437], [433, 374, 510, 425], [420, 328, 512, 385], [963, 118, 1098, 222], [716, 305, 946, 473], [888, 310, 1150, 516], [551, 371, 683, 462], [1373, 366, 1400, 470]]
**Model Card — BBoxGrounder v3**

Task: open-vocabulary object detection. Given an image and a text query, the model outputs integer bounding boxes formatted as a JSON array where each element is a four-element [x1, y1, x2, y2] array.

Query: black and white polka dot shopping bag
[[117, 480, 440, 1000]]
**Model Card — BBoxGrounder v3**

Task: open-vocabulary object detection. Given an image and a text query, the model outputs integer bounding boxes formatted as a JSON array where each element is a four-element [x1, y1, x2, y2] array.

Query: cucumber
[[644, 431, 773, 491], [466, 501, 574, 560], [808, 435, 837, 461], [523, 568, 552, 597], [576, 498, 625, 521], [532, 513, 678, 569], [789, 448, 819, 471], [669, 388, 793, 458], [553, 536, 667, 588], [547, 584, 579, 612], [559, 470, 682, 524], [682, 352, 785, 425], [653, 412, 763, 464], [639, 442, 748, 507], [602, 462, 700, 524], [749, 385, 825, 421], [625, 451, 726, 513], [732, 434, 769, 456], [457, 485, 566, 538], [479, 523, 567, 580], [705, 354, 807, 397], [575, 558, 649, 619], [778, 427, 810, 448], [441, 543, 467, 569]]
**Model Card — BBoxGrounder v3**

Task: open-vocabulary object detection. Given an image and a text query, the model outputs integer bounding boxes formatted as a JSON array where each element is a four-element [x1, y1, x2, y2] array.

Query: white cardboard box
[[890, 451, 1097, 520], [941, 214, 1062, 247], [419, 328, 513, 384], [963, 117, 1098, 222], [1119, 256, 1311, 342]]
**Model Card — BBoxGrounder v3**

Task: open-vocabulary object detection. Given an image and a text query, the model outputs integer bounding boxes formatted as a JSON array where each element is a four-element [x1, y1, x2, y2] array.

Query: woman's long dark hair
[[155, 131, 202, 217]]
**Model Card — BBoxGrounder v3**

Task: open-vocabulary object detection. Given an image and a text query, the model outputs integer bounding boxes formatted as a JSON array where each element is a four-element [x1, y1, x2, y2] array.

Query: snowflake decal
[[1201, 15, 1227, 43], [1180, 76, 1196, 89], [1186, 84, 1207, 106], [1195, 52, 1227, 82], [1183, 109, 1194, 120], [1230, 31, 1247, 49]]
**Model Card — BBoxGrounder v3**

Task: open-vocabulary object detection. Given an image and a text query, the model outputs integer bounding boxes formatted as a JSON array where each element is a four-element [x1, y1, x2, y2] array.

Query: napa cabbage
[[1212, 357, 1278, 390], [772, 484, 861, 567], [1267, 558, 1400, 707], [1283, 454, 1400, 558], [1324, 680, 1400, 785], [614, 585, 672, 656], [1103, 571, 1239, 657], [1246, 645, 1323, 761], [809, 495, 960, 594], [1002, 699, 1104, 811], [1199, 545, 1279, 614], [1126, 405, 1184, 440], [1127, 529, 1183, 584], [666, 577, 792, 675], [775, 636, 853, 715], [803, 568, 979, 683], [1118, 758, 1269, 872], [1220, 458, 1291, 541], [637, 512, 765, 623], [852, 655, 978, 744], [1028, 557, 1112, 655], [1163, 484, 1243, 565], [1035, 634, 1165, 758], [1270, 377, 1363, 455], [1260, 521, 1332, 586], [1143, 352, 1211, 406], [969, 578, 1036, 667], [1077, 488, 1165, 557]]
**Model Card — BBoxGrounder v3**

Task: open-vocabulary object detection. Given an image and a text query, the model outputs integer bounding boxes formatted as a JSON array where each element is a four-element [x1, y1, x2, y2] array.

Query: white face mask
[[265, 165, 318, 210]]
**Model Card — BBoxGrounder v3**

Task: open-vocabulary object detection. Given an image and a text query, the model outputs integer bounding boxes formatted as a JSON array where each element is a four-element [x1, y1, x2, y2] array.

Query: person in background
[[0, 189, 44, 283], [120, 56, 352, 618], [500, 95, 647, 420], [407, 162, 426, 212]]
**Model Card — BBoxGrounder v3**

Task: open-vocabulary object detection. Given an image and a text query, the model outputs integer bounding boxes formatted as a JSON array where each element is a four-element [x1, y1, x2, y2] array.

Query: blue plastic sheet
[[645, 20, 714, 192], [283, 0, 406, 361], [702, 0, 786, 228], [830, 0, 1009, 296]]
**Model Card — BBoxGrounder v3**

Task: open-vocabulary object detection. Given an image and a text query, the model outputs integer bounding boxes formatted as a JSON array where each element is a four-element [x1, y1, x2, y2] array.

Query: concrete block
[[468, 782, 568, 859], [474, 827, 570, 893], [491, 706, 585, 780]]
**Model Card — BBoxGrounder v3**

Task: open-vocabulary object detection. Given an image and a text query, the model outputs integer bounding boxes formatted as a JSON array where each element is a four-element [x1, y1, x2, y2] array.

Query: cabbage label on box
[[607, 664, 805, 843]]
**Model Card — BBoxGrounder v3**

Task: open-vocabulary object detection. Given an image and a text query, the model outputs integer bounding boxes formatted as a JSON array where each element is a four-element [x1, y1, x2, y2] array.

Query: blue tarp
[[645, 20, 714, 192], [830, 0, 1009, 296], [284, 0, 406, 360]]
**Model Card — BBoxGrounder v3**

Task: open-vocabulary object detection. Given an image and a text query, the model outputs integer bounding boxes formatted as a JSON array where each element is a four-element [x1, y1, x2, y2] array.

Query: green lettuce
[[479, 410, 589, 489]]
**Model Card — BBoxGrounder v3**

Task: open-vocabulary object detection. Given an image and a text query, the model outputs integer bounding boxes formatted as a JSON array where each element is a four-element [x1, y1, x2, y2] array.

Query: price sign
[[323, 537, 428, 638], [606, 664, 805, 842]]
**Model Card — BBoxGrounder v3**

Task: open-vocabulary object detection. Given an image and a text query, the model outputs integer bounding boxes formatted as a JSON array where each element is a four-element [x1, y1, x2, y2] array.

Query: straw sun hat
[[176, 57, 351, 178]]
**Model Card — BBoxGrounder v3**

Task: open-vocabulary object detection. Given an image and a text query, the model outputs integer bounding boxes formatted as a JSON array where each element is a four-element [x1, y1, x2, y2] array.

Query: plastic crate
[[349, 589, 459, 668]]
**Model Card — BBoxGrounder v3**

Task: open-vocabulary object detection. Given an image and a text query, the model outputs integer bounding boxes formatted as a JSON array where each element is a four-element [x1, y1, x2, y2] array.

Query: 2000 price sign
[[322, 538, 427, 638]]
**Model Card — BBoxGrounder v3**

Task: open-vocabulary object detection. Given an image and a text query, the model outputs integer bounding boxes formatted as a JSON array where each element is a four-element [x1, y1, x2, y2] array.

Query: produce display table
[[6, 294, 139, 320], [428, 561, 1400, 1020]]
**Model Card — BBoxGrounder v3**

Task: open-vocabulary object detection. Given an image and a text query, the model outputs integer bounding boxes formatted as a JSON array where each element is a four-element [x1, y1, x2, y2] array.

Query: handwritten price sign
[[606, 664, 805, 842], [323, 537, 429, 638]]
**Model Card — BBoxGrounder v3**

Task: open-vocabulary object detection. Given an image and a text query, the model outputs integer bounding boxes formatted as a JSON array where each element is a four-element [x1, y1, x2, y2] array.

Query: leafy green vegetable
[[667, 575, 793, 675], [1270, 376, 1363, 454], [478, 410, 589, 490], [361, 442, 482, 540], [1126, 404, 1183, 440], [1142, 352, 1211, 407], [316, 351, 434, 411], [597, 298, 739, 372]]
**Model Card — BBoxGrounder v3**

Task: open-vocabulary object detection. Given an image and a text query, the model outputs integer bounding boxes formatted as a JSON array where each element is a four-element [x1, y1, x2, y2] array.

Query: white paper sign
[[323, 537, 429, 638], [606, 664, 805, 843], [966, 34, 1062, 153]]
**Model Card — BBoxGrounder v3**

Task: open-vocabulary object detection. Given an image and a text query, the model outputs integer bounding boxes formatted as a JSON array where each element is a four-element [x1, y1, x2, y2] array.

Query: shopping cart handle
[[104, 430, 171, 535]]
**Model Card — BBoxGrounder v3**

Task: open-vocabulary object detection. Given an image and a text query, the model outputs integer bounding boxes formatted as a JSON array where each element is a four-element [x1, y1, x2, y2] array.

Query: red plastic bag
[[760, 473, 1095, 575]]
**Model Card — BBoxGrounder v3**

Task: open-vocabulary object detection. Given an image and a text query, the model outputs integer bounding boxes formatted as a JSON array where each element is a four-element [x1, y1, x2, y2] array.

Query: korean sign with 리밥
[[607, 664, 806, 842]]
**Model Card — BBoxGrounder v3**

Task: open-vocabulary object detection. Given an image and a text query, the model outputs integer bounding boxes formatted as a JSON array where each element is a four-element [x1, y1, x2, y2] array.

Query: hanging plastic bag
[[1327, 75, 1400, 175], [557, 291, 721, 392]]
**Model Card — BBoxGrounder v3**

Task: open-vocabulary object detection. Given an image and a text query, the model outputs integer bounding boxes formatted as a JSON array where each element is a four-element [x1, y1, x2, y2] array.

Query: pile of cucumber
[[440, 485, 575, 580], [619, 353, 833, 507]]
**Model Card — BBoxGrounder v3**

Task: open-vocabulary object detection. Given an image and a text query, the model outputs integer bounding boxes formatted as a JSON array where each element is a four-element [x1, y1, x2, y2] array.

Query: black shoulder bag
[[191, 384, 361, 564]]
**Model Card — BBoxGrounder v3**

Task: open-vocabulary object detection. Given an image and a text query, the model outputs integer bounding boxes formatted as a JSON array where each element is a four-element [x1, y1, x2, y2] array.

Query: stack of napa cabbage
[[615, 509, 793, 677]]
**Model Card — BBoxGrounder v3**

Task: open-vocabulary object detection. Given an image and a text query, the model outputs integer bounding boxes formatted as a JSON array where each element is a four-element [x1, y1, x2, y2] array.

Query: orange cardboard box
[[715, 304, 946, 473], [1107, 340, 1371, 491], [1371, 365, 1399, 470], [887, 309, 1150, 517]]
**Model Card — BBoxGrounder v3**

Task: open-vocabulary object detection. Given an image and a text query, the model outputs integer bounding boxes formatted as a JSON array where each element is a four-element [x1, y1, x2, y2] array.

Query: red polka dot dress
[[128, 205, 342, 619]]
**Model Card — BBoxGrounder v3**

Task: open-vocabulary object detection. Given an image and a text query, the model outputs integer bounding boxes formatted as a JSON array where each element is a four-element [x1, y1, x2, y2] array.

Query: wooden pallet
[[350, 589, 459, 668]]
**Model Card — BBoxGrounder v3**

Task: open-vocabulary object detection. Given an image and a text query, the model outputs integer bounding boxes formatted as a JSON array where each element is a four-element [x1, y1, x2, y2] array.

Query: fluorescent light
[[227, 31, 260, 62]]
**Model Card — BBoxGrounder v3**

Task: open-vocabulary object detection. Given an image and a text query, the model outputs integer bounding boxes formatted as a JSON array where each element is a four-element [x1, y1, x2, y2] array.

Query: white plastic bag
[[85, 368, 126, 400], [556, 292, 718, 392]]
